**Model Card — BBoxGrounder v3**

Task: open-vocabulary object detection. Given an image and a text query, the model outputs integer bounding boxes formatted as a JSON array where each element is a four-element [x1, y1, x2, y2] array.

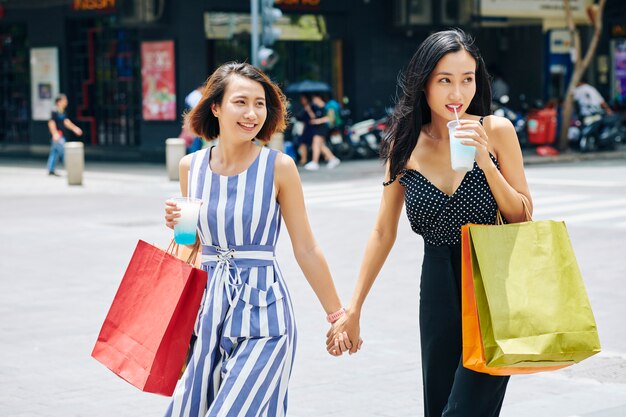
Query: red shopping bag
[[92, 240, 207, 396]]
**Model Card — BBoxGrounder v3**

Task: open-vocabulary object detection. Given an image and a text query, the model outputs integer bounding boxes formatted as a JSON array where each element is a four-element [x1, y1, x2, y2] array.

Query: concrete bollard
[[166, 138, 187, 181], [64, 141, 84, 186]]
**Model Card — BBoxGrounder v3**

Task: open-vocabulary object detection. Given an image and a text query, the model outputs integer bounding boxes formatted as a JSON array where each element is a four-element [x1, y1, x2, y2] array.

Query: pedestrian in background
[[323, 92, 343, 130], [47, 94, 82, 176], [303, 93, 341, 171], [327, 29, 532, 416], [489, 65, 509, 103], [181, 85, 205, 153], [163, 62, 358, 417], [295, 93, 315, 166]]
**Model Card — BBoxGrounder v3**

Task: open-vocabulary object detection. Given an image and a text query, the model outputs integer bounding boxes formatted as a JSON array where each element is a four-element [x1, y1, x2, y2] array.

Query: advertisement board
[[30, 47, 60, 121], [141, 41, 176, 121]]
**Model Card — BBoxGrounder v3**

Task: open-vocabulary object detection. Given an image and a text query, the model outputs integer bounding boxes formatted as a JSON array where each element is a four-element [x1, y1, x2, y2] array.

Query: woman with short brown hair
[[163, 62, 356, 417]]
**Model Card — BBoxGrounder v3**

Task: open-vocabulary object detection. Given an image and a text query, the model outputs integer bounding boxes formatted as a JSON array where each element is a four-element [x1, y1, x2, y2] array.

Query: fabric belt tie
[[201, 245, 275, 308]]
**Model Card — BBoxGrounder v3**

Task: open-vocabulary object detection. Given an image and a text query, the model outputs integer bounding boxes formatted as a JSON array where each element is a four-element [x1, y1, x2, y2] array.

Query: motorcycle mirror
[[499, 95, 510, 104]]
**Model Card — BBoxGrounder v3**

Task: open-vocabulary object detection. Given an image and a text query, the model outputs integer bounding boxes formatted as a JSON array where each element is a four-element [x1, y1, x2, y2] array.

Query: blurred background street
[[1, 157, 625, 417], [2, 0, 626, 415]]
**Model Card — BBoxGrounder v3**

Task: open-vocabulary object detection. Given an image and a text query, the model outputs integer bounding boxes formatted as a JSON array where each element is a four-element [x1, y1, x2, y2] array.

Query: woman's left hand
[[455, 119, 494, 171]]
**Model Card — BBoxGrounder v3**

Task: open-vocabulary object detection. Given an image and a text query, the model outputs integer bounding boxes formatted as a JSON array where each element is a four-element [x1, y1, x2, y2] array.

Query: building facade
[[0, 0, 622, 161]]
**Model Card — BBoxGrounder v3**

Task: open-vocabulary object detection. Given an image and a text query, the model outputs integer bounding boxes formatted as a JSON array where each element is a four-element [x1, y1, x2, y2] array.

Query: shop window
[[205, 12, 333, 93], [67, 18, 141, 146], [0, 24, 30, 144], [393, 0, 432, 27]]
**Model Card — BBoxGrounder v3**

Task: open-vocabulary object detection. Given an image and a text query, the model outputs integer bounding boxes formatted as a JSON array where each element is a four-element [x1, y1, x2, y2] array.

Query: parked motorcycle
[[344, 118, 378, 158], [569, 111, 625, 152], [493, 95, 528, 146], [327, 126, 355, 160]]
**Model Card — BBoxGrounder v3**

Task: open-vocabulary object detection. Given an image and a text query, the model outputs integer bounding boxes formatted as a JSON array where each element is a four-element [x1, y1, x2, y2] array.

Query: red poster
[[141, 41, 176, 121]]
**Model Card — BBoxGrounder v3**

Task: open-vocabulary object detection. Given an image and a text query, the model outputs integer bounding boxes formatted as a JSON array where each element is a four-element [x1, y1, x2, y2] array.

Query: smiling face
[[424, 49, 477, 122], [212, 75, 267, 142]]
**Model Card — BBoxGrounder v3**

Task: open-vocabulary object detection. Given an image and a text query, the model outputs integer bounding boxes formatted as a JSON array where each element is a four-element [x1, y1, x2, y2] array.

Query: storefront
[[0, 0, 352, 159], [0, 0, 585, 160], [0, 1, 150, 156], [0, 23, 30, 144]]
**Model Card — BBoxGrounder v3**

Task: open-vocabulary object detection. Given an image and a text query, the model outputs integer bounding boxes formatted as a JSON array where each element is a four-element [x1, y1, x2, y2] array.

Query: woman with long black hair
[[327, 29, 533, 416]]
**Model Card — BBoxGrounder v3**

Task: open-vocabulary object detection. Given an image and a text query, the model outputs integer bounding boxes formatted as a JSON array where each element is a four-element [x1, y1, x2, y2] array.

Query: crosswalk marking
[[304, 190, 381, 204], [530, 194, 587, 205], [302, 180, 626, 229], [333, 198, 381, 208], [534, 198, 626, 216], [527, 177, 626, 188], [558, 208, 626, 223]]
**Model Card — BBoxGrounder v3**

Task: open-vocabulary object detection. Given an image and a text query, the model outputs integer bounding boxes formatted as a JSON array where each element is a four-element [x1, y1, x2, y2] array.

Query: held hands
[[325, 308, 363, 357], [454, 119, 493, 171], [164, 199, 181, 230]]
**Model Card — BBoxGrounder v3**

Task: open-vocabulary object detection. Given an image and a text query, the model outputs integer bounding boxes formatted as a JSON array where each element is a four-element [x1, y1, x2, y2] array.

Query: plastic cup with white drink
[[447, 119, 477, 172], [171, 197, 202, 245]]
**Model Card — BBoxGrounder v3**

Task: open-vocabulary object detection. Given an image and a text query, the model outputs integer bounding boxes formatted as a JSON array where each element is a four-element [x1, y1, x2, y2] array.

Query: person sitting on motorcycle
[[574, 79, 613, 117]]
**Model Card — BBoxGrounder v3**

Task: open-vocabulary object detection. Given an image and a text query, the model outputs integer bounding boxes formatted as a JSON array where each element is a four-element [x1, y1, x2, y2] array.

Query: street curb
[[523, 150, 626, 165]]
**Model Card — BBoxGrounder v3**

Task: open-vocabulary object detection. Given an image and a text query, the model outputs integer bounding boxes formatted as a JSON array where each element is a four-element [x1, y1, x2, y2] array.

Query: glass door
[[0, 24, 30, 144], [67, 18, 141, 146]]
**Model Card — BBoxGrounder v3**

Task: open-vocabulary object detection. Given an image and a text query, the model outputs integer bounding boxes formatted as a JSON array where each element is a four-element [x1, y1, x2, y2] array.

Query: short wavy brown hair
[[185, 62, 287, 143]]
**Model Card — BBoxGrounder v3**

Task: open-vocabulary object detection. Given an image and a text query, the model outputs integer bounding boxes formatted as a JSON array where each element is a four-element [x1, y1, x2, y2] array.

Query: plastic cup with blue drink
[[447, 120, 477, 172], [172, 197, 202, 245]]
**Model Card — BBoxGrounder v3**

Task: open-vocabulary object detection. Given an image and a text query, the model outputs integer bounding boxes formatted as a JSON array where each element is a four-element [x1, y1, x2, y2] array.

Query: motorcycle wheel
[[579, 135, 596, 153], [330, 142, 355, 160]]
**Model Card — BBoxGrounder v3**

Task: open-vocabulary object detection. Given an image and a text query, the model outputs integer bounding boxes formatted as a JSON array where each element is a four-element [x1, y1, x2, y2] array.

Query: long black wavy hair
[[381, 29, 492, 183]]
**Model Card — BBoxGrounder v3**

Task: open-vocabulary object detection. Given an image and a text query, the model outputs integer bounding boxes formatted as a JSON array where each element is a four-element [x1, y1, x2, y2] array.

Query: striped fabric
[[165, 146, 297, 417]]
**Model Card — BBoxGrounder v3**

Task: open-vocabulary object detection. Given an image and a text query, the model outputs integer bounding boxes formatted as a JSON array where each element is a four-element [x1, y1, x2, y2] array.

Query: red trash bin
[[526, 108, 557, 145]]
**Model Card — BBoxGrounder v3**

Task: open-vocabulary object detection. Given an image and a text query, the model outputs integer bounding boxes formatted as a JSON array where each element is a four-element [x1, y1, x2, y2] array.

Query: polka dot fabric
[[394, 155, 500, 246]]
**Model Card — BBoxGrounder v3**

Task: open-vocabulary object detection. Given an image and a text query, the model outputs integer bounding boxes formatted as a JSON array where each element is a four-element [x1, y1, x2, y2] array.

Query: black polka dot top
[[397, 155, 499, 246], [384, 119, 500, 246]]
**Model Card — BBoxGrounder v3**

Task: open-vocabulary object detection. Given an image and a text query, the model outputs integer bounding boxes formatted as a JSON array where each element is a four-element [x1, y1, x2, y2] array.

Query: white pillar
[[166, 138, 186, 181], [64, 142, 84, 186]]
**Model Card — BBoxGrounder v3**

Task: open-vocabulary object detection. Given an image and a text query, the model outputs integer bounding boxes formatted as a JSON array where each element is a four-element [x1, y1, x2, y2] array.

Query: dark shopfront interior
[[0, 23, 29, 145], [0, 2, 201, 159], [66, 17, 141, 148], [0, 1, 347, 160]]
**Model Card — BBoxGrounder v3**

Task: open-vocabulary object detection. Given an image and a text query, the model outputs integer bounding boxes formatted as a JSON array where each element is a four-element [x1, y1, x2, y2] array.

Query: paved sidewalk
[[522, 146, 626, 165], [0, 157, 625, 417]]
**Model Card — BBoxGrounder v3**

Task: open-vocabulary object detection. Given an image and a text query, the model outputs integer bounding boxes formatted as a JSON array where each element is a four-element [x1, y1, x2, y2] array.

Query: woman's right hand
[[326, 307, 362, 355], [164, 199, 181, 230]]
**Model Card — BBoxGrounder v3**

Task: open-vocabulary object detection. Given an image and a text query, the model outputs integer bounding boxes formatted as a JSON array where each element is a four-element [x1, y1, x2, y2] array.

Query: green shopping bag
[[467, 219, 601, 368]]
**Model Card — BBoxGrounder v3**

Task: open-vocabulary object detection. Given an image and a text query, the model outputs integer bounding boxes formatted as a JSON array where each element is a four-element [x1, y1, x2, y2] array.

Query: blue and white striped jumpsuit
[[165, 146, 297, 417]]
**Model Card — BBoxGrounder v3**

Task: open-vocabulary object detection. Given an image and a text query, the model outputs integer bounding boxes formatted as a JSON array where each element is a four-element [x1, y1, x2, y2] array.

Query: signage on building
[[72, 0, 116, 11], [204, 12, 327, 41], [611, 24, 626, 38], [549, 29, 572, 55], [276, 0, 320, 10], [141, 41, 177, 121], [613, 39, 626, 103], [30, 47, 60, 121], [274, 0, 345, 13], [481, 0, 591, 20]]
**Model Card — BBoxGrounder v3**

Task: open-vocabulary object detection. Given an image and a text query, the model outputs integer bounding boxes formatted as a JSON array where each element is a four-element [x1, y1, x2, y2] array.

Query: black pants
[[420, 244, 509, 417]]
